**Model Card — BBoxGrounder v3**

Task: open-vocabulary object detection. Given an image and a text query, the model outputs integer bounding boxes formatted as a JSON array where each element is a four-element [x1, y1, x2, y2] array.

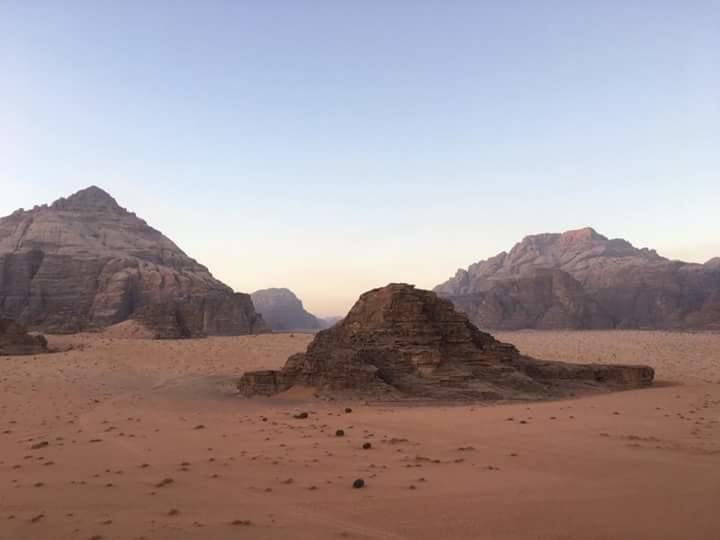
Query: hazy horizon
[[3, 2, 718, 316]]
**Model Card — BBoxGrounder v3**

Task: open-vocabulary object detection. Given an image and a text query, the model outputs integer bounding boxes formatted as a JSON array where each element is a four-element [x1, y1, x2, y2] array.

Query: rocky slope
[[0, 186, 267, 338], [251, 288, 323, 331], [238, 284, 653, 400], [435, 228, 720, 330], [0, 318, 48, 355]]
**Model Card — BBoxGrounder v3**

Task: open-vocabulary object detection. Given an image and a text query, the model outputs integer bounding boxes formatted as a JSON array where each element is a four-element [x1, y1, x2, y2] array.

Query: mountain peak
[[51, 186, 124, 212], [558, 227, 606, 243]]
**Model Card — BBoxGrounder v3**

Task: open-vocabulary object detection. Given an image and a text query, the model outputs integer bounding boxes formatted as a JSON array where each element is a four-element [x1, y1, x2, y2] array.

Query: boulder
[[0, 318, 48, 356], [238, 284, 653, 400]]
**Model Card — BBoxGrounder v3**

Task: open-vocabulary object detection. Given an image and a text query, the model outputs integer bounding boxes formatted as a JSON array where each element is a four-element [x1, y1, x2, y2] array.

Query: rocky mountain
[[238, 283, 653, 400], [0, 186, 267, 338], [321, 315, 344, 328], [435, 227, 720, 330], [0, 319, 48, 356], [251, 288, 323, 332]]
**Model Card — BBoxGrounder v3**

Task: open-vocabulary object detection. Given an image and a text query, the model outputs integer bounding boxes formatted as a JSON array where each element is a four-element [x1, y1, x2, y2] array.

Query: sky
[[2, 1, 719, 316]]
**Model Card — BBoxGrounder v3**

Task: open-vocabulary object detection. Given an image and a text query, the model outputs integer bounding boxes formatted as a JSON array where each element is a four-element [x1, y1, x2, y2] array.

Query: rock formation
[[435, 227, 720, 330], [238, 284, 653, 400], [0, 318, 48, 356], [251, 288, 323, 331], [0, 186, 267, 338]]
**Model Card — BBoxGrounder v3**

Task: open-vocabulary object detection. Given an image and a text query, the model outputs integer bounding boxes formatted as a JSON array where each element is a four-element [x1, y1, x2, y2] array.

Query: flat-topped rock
[[0, 319, 48, 356], [238, 284, 654, 400]]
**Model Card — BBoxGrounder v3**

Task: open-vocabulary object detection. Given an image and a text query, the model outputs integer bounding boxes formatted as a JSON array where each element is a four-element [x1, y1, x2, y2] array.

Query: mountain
[[435, 227, 720, 330], [321, 315, 344, 328], [251, 288, 323, 331], [0, 186, 267, 338]]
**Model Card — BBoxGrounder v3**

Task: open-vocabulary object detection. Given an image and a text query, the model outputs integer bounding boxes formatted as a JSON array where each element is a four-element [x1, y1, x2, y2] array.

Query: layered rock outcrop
[[251, 288, 323, 332], [435, 228, 720, 330], [238, 284, 653, 400], [0, 186, 267, 338], [0, 319, 48, 356]]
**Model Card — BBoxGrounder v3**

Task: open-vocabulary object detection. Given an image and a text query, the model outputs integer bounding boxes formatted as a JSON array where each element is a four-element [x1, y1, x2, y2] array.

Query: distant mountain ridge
[[251, 288, 324, 332], [0, 186, 266, 337], [435, 227, 720, 330]]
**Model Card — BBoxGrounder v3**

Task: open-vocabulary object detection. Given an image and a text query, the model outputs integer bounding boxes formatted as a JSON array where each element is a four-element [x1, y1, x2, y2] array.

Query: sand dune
[[1, 331, 719, 539]]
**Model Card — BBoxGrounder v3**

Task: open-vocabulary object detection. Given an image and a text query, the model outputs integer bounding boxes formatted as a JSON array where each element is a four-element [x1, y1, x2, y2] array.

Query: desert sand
[[1, 331, 719, 540]]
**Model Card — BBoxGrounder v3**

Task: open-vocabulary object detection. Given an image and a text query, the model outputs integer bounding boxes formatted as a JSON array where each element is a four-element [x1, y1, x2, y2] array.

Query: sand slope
[[1, 331, 719, 539]]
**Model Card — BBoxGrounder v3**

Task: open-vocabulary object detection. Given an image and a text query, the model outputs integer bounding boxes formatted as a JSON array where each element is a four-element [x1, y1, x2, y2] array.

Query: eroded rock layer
[[0, 186, 267, 338], [238, 284, 654, 400]]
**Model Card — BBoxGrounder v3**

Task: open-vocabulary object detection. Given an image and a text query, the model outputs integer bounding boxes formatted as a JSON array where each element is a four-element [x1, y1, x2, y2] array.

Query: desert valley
[[6, 2, 720, 537], [1, 187, 719, 539]]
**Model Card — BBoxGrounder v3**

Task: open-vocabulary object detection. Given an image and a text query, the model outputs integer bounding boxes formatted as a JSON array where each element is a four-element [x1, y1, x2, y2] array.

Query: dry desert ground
[[1, 331, 720, 540]]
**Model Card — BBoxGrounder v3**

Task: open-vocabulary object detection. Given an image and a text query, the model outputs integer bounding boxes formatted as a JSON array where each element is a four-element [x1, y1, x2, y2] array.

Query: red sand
[[1, 331, 719, 539]]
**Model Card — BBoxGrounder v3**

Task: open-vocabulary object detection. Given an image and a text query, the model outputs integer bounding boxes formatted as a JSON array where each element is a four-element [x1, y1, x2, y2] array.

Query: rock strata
[[0, 318, 48, 356], [0, 186, 267, 338], [238, 284, 653, 400]]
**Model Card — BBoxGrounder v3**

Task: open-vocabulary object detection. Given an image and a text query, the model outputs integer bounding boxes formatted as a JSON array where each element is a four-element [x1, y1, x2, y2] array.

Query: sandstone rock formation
[[0, 319, 48, 356], [0, 186, 267, 338], [435, 228, 720, 330], [238, 284, 654, 400], [251, 288, 323, 332]]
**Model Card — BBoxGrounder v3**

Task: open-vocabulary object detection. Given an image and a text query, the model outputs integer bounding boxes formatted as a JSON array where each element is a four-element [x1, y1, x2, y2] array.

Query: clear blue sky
[[2, 1, 718, 316]]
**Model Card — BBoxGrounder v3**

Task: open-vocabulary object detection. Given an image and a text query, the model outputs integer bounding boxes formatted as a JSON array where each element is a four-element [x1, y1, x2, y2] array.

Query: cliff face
[[251, 288, 323, 332], [435, 228, 720, 330], [0, 186, 266, 337]]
